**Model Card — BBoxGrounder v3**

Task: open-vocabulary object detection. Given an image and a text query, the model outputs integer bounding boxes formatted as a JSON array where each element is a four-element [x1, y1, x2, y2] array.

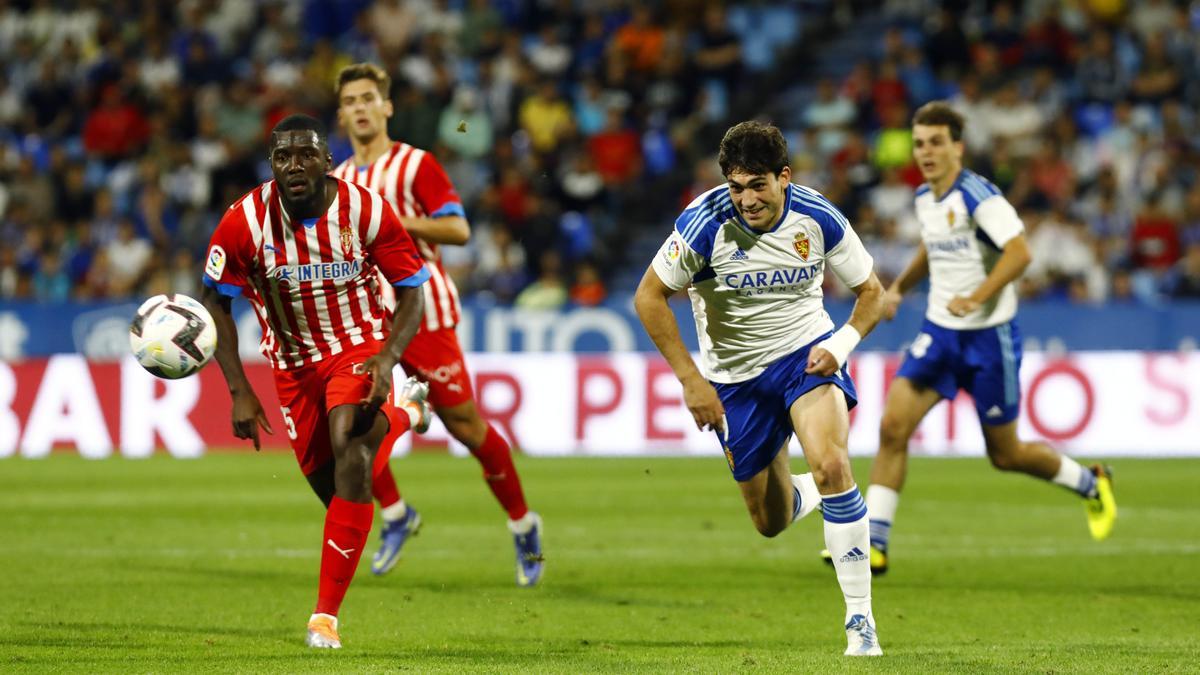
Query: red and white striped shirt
[[203, 178, 430, 370], [331, 141, 464, 333]]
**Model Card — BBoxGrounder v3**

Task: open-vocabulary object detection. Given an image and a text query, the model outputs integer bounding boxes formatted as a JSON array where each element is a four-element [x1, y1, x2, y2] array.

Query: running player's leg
[[969, 320, 1115, 540], [306, 347, 419, 647], [865, 377, 941, 561], [790, 384, 880, 656], [735, 442, 798, 538], [863, 322, 956, 564], [404, 329, 542, 585]]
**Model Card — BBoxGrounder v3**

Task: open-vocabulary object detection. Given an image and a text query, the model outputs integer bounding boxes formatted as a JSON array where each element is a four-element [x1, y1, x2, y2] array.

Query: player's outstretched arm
[[808, 271, 886, 376], [948, 234, 1031, 317], [634, 267, 726, 435], [399, 214, 469, 245], [200, 285, 273, 450]]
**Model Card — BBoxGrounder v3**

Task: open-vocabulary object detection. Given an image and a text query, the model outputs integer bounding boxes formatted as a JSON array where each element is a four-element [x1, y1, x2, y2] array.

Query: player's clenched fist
[[805, 347, 840, 377], [681, 373, 726, 436]]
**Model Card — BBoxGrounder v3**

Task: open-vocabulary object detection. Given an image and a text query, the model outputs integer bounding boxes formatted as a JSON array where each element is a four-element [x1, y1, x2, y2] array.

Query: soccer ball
[[129, 293, 217, 379]]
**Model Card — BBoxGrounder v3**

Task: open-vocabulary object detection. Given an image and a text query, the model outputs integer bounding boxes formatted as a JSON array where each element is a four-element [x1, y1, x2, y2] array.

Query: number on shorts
[[281, 406, 298, 440], [910, 332, 933, 359]]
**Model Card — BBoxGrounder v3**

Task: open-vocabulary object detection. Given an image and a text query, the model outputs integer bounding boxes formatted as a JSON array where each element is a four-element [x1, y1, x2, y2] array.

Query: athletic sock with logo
[[865, 484, 899, 553], [315, 497, 373, 616], [470, 425, 529, 520], [1051, 455, 1098, 498], [822, 485, 873, 620]]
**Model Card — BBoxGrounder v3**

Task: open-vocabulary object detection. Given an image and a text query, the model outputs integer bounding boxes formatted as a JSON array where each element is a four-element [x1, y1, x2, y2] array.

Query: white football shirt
[[652, 183, 873, 384], [914, 169, 1024, 329]]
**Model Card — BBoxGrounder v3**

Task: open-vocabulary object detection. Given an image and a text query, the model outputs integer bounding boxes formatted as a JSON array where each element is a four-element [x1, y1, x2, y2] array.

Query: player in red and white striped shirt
[[201, 115, 433, 649], [332, 63, 542, 587]]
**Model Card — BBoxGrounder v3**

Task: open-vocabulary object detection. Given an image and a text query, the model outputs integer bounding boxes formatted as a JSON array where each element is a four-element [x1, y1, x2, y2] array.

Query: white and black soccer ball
[[129, 293, 217, 379]]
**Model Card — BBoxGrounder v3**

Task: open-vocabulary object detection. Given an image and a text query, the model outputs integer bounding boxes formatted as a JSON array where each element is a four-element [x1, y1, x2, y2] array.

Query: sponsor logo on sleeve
[[206, 245, 226, 279]]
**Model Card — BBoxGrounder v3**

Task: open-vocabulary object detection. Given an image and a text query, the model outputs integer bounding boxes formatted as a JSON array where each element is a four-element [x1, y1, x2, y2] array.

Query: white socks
[[381, 499, 407, 523], [1052, 456, 1098, 498], [790, 472, 822, 522], [508, 511, 538, 535], [865, 484, 899, 552], [821, 485, 872, 620]]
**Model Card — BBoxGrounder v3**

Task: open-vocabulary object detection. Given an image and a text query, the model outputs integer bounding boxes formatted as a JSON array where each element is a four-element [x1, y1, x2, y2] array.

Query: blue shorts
[[895, 318, 1022, 425], [712, 334, 858, 482]]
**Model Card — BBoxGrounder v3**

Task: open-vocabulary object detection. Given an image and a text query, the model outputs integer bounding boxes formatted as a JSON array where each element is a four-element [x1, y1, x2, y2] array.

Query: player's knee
[[878, 413, 915, 453], [811, 455, 853, 493], [987, 447, 1018, 472]]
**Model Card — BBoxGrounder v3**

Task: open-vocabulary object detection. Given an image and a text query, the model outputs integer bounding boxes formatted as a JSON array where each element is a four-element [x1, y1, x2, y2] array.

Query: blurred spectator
[[1076, 30, 1128, 105], [693, 5, 742, 94], [804, 78, 855, 157], [104, 219, 152, 296], [570, 259, 608, 306], [368, 0, 417, 59], [610, 6, 665, 75], [515, 250, 568, 310], [1163, 242, 1200, 299], [588, 107, 641, 186], [976, 80, 1043, 159], [1130, 193, 1181, 273], [473, 225, 527, 305], [518, 80, 575, 157], [527, 25, 571, 79], [82, 84, 150, 162], [32, 251, 70, 301]]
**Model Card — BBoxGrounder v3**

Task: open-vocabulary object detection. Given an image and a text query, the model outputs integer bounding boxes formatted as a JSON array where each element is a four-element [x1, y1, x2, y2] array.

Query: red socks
[[371, 411, 412, 485], [315, 497, 373, 617], [372, 464, 402, 509], [472, 425, 529, 520]]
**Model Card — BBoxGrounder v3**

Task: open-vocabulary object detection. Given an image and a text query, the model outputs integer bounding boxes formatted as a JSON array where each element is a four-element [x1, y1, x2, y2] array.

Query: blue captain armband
[[202, 275, 243, 297], [392, 265, 431, 287], [429, 202, 465, 218]]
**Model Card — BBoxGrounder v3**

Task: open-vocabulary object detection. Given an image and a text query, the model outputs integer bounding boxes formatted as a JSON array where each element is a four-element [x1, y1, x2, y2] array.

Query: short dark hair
[[912, 101, 965, 141], [271, 114, 327, 145], [336, 62, 390, 98], [718, 121, 789, 177]]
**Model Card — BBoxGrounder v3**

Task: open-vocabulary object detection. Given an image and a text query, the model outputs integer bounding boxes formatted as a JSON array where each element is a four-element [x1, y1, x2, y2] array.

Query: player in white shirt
[[851, 102, 1117, 575], [635, 121, 887, 657]]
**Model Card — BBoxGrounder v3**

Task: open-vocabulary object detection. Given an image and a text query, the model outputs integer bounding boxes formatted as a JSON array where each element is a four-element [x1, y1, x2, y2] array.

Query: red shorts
[[399, 327, 475, 409], [272, 340, 401, 476]]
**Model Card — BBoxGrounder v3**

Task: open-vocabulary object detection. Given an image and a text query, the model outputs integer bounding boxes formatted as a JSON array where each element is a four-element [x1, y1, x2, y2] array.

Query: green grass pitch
[[1, 453, 1197, 673]]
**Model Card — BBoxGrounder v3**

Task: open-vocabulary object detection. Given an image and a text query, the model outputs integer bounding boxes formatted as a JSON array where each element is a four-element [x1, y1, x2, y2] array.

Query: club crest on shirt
[[793, 234, 810, 261], [947, 210, 956, 226], [340, 225, 354, 256]]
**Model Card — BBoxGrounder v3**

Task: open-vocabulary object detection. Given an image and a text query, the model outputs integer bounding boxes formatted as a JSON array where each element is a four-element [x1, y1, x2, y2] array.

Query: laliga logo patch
[[793, 234, 810, 261], [206, 245, 226, 279], [662, 237, 681, 266], [340, 225, 354, 256]]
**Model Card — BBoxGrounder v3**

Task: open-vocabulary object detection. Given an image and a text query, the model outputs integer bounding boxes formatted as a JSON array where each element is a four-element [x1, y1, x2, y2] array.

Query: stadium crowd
[[0, 0, 1198, 308]]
